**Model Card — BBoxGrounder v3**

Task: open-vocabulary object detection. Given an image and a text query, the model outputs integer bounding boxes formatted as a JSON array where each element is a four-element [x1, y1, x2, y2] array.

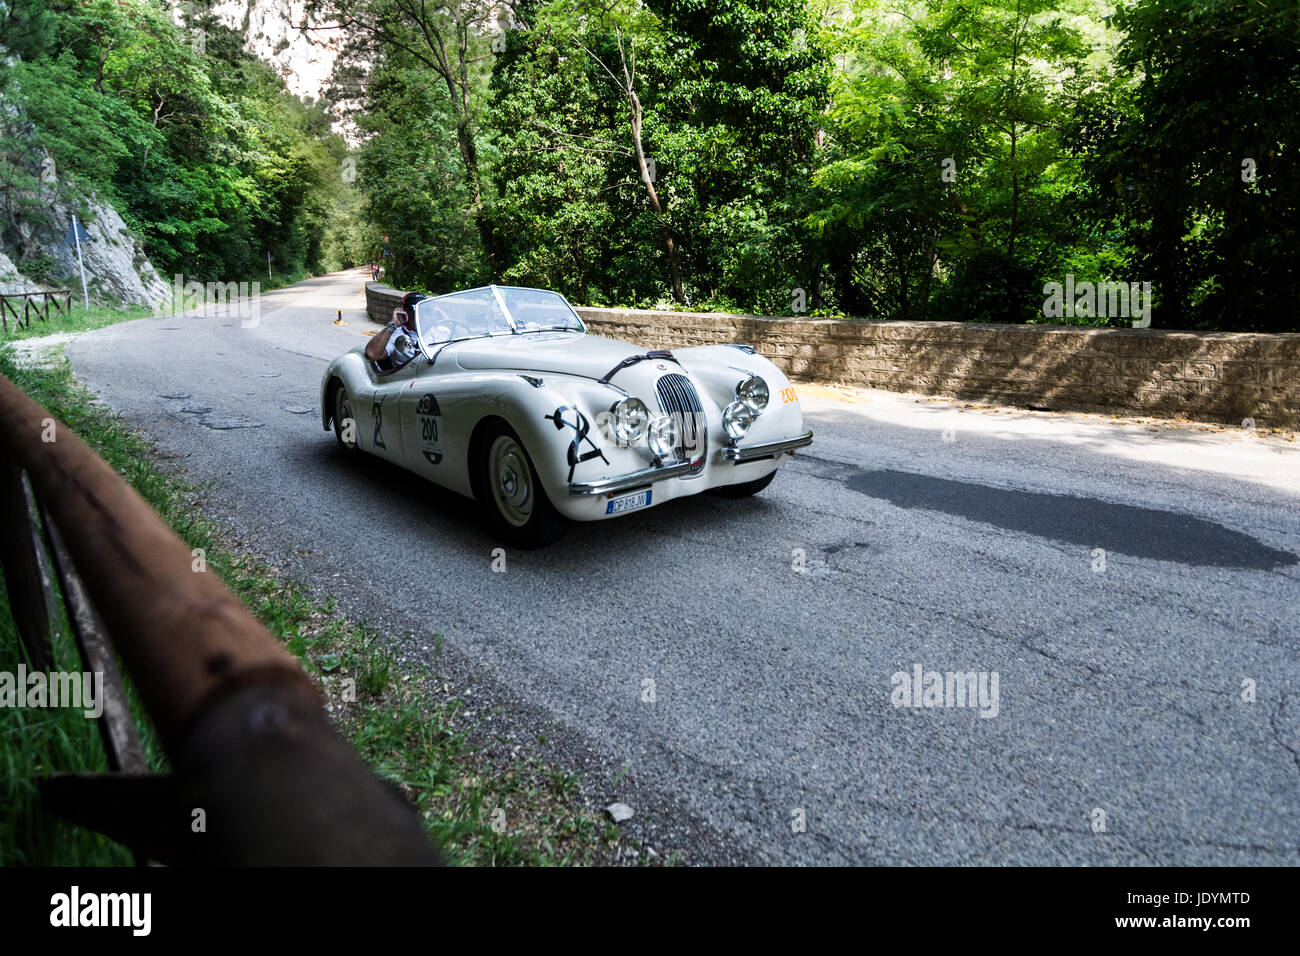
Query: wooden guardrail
[[0, 373, 440, 864], [0, 291, 74, 333]]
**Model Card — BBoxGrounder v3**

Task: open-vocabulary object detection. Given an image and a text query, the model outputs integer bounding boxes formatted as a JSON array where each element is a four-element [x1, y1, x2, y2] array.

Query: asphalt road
[[65, 269, 1300, 865]]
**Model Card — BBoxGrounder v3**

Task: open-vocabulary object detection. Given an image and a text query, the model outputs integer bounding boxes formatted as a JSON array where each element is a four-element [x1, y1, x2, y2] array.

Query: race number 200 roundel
[[416, 393, 443, 464]]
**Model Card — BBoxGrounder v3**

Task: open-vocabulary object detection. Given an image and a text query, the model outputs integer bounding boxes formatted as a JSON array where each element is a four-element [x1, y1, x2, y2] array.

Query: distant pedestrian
[[369, 261, 379, 282]]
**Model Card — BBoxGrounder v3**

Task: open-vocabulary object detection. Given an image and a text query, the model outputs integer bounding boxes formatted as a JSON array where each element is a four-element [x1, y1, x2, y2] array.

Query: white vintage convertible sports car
[[320, 285, 812, 546]]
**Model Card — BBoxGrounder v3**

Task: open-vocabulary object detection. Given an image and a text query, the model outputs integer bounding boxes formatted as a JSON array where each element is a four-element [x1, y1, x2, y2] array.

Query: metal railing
[[0, 291, 74, 333], [0, 373, 440, 864]]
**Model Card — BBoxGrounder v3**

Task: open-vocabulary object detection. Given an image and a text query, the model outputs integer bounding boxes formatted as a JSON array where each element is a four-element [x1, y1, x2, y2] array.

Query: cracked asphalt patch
[[61, 270, 1300, 865], [175, 403, 264, 430]]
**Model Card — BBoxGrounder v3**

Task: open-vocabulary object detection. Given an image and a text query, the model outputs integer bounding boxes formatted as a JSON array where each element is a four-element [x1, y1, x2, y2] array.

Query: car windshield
[[498, 287, 585, 332], [415, 286, 584, 347]]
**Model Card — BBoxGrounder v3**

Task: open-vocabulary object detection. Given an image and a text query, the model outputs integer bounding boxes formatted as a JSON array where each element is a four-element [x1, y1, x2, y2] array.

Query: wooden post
[[0, 463, 56, 671]]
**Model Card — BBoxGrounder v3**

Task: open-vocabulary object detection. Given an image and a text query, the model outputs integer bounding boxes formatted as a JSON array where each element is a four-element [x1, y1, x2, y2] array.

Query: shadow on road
[[845, 468, 1298, 570], [300, 439, 492, 537], [298, 432, 777, 560]]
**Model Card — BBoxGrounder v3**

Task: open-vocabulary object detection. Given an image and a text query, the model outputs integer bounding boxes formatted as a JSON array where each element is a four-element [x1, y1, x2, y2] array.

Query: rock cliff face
[[0, 248, 40, 296], [0, 188, 171, 307], [0, 87, 172, 307], [205, 1, 342, 104], [0, 115, 171, 307], [47, 194, 173, 305]]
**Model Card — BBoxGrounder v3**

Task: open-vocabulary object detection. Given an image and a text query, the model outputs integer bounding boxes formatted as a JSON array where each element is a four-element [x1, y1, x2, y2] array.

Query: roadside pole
[[71, 214, 89, 310]]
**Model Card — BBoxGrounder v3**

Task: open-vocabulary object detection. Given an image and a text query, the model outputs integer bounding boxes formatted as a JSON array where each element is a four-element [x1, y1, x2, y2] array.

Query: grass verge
[[0, 301, 156, 342], [1, 271, 322, 344], [0, 347, 633, 866]]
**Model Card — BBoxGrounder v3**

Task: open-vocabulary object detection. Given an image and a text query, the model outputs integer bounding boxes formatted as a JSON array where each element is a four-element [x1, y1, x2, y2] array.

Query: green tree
[[317, 0, 501, 273], [2, 0, 344, 287], [644, 0, 832, 310], [356, 60, 485, 291], [1086, 0, 1299, 331], [810, 0, 1103, 322], [487, 0, 831, 310]]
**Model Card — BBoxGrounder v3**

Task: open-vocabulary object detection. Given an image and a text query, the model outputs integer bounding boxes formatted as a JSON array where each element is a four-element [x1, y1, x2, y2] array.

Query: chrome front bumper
[[569, 430, 814, 497], [721, 430, 814, 463], [569, 459, 700, 496]]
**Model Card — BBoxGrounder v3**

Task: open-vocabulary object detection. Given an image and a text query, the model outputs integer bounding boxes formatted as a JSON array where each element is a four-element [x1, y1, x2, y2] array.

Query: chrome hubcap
[[489, 435, 532, 527]]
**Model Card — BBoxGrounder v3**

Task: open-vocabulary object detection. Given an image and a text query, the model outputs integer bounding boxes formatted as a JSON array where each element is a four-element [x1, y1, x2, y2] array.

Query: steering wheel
[[423, 304, 475, 342]]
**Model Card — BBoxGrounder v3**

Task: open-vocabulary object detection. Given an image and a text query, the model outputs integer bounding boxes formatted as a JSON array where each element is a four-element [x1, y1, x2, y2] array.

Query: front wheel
[[477, 422, 568, 548], [333, 382, 359, 457], [710, 469, 778, 498]]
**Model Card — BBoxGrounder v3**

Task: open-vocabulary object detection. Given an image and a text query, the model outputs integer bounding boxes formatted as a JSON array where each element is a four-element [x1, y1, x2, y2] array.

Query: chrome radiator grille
[[655, 373, 707, 474]]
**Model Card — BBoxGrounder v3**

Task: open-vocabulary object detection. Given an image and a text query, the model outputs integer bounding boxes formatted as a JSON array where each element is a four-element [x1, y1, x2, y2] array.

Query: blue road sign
[[64, 219, 91, 245]]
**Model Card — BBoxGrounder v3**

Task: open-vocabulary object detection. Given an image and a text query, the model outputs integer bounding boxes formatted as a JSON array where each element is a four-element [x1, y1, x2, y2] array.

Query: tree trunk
[[628, 88, 685, 303]]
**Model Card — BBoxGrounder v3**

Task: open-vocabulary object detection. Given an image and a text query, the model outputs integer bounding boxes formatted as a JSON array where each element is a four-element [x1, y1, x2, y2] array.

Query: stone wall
[[364, 284, 1300, 428], [365, 282, 405, 325]]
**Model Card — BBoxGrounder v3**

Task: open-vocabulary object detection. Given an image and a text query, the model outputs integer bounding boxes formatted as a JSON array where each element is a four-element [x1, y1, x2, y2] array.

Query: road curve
[[65, 269, 1300, 865]]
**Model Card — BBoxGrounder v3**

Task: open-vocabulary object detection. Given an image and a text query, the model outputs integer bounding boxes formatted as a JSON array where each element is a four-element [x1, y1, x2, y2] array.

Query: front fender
[[319, 348, 371, 430], [476, 374, 638, 507]]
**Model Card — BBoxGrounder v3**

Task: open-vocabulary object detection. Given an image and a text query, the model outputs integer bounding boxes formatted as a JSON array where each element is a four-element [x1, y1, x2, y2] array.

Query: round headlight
[[610, 397, 650, 445], [737, 375, 769, 413], [723, 400, 756, 440], [647, 415, 678, 460]]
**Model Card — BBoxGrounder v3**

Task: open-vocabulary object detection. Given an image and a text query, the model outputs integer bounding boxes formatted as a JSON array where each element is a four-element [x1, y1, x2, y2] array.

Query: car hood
[[451, 332, 654, 380]]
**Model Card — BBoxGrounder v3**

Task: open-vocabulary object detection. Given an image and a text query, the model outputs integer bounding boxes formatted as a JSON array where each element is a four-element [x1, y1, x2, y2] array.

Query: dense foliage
[[4, 0, 1295, 330], [1081, 0, 1299, 331], [0, 0, 348, 285], [318, 0, 1296, 329]]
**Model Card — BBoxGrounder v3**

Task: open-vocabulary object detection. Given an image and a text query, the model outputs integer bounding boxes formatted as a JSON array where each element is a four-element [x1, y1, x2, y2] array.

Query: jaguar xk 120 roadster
[[320, 285, 812, 546]]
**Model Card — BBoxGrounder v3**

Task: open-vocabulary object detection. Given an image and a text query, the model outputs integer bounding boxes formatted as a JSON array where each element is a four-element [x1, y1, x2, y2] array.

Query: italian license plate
[[606, 489, 652, 515]]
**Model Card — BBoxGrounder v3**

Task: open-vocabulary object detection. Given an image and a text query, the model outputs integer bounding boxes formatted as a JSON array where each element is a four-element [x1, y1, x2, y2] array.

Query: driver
[[365, 291, 426, 367], [390, 291, 428, 359], [396, 292, 425, 334]]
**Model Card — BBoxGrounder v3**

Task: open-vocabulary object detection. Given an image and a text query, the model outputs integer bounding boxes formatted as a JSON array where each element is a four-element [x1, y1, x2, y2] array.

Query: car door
[[363, 360, 417, 464], [398, 357, 447, 481]]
